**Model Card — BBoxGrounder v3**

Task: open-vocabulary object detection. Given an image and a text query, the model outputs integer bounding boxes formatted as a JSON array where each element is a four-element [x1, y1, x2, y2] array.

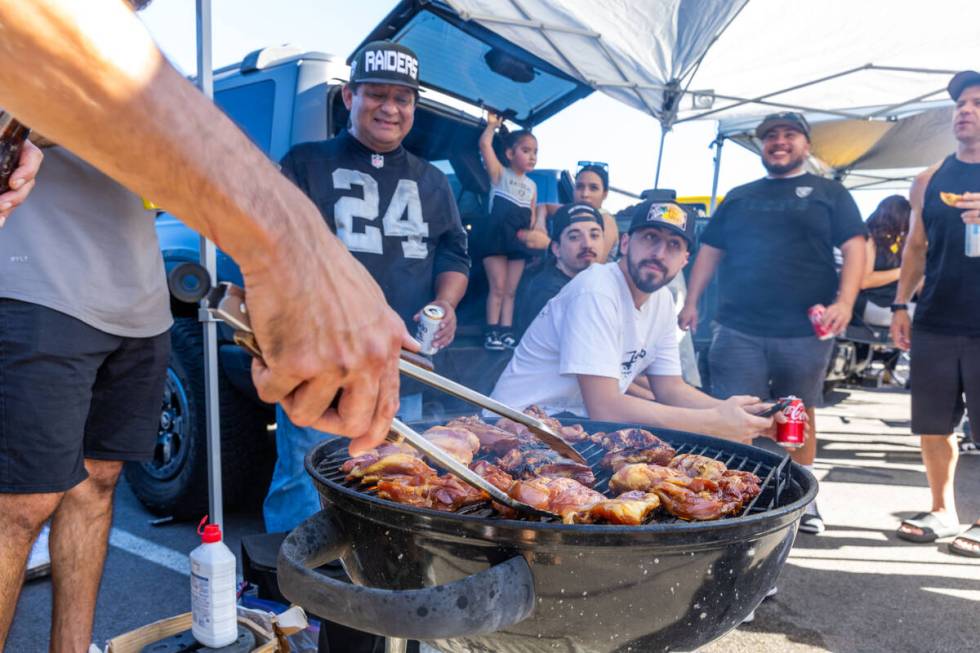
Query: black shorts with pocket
[[910, 330, 980, 435], [0, 300, 170, 493]]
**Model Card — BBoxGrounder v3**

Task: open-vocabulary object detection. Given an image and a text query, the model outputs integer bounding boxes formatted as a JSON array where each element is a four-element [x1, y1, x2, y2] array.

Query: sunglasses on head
[[577, 160, 609, 174]]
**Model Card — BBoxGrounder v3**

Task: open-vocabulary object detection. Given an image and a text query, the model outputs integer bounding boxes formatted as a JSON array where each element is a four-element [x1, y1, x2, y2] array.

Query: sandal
[[949, 524, 980, 558], [896, 512, 960, 543]]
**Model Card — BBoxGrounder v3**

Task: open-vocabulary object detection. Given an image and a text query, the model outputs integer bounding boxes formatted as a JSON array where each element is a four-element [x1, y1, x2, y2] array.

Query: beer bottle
[[0, 110, 30, 194]]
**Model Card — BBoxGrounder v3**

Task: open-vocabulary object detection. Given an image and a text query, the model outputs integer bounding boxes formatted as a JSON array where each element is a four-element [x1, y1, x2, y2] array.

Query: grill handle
[[277, 508, 536, 640]]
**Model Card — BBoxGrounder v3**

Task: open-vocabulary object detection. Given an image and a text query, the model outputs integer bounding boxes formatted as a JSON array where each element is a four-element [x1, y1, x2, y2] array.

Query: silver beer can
[[416, 304, 446, 355], [966, 223, 980, 257]]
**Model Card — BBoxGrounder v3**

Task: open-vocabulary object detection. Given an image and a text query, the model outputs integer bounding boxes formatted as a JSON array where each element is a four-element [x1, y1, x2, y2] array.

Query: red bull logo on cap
[[646, 203, 687, 230]]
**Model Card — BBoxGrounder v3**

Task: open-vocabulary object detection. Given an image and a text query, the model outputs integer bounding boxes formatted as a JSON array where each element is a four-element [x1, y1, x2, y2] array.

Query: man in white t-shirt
[[491, 200, 775, 443]]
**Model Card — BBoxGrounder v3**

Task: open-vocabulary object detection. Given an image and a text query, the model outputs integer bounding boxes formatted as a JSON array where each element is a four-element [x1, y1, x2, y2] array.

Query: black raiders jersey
[[280, 131, 470, 330]]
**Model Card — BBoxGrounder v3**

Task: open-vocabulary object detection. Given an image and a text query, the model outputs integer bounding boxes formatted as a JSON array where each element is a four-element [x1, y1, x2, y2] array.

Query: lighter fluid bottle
[[190, 517, 238, 647]]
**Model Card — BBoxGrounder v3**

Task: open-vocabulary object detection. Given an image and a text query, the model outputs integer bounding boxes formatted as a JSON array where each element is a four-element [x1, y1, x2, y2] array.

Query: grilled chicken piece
[[345, 453, 435, 485], [341, 443, 420, 477], [610, 463, 752, 521], [718, 470, 762, 508], [445, 415, 523, 455], [496, 446, 595, 487], [668, 454, 728, 481], [493, 405, 590, 443], [469, 460, 515, 493], [507, 476, 605, 523], [592, 428, 675, 470], [375, 474, 487, 512], [420, 426, 481, 465], [571, 491, 662, 525], [652, 477, 740, 521], [609, 463, 688, 493]]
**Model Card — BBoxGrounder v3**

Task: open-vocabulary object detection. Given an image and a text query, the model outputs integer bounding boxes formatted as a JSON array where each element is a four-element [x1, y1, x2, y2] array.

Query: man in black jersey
[[892, 71, 980, 556], [264, 41, 470, 533], [679, 111, 868, 535]]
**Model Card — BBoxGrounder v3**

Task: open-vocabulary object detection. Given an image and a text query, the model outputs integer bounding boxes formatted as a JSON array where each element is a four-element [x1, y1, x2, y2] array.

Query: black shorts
[[482, 209, 532, 261], [910, 330, 980, 435], [0, 300, 170, 493]]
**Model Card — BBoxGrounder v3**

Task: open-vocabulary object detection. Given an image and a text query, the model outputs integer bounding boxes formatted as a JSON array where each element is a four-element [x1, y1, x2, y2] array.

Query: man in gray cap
[[678, 111, 868, 534], [891, 70, 980, 556], [491, 200, 776, 443], [265, 40, 470, 533]]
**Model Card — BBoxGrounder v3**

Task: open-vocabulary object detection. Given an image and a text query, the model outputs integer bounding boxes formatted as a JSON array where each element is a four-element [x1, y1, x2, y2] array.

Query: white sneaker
[[26, 524, 51, 580], [741, 609, 755, 624]]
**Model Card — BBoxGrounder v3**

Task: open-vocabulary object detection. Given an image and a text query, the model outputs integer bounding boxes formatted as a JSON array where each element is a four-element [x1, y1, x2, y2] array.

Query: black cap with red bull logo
[[349, 40, 420, 90], [626, 200, 695, 246]]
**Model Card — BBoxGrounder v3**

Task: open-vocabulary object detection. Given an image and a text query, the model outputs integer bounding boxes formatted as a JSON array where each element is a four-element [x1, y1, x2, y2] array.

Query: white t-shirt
[[490, 262, 682, 417]]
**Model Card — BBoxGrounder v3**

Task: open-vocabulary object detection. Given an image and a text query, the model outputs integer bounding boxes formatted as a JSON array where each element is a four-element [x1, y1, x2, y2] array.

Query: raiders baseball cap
[[627, 200, 695, 246], [948, 70, 980, 101], [349, 40, 420, 90], [755, 111, 811, 140], [549, 203, 604, 242]]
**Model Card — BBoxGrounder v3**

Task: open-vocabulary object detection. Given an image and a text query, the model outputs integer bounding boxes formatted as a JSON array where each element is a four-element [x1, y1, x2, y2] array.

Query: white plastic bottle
[[190, 518, 238, 648]]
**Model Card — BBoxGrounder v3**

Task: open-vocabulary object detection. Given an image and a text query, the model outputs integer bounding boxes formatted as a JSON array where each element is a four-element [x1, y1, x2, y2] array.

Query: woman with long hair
[[859, 194, 913, 325]]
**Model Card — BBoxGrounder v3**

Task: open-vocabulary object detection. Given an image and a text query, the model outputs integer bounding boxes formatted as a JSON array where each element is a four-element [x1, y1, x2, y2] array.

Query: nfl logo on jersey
[[371, 154, 384, 169]]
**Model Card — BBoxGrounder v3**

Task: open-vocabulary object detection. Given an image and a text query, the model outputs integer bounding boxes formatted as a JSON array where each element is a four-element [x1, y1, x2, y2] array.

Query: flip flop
[[949, 525, 980, 558], [896, 512, 960, 543]]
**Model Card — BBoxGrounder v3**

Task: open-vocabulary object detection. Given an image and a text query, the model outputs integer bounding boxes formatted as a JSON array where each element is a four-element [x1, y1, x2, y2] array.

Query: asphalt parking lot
[[8, 386, 980, 652]]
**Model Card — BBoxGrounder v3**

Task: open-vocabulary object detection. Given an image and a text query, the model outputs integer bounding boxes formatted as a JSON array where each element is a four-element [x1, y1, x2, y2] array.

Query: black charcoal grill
[[278, 419, 817, 653]]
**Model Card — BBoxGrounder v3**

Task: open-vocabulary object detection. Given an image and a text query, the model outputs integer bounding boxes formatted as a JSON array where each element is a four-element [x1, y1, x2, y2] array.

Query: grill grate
[[316, 431, 791, 524]]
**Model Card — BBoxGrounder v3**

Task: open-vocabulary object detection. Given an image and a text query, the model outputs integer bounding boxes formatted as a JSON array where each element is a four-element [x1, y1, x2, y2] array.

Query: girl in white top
[[479, 111, 538, 351]]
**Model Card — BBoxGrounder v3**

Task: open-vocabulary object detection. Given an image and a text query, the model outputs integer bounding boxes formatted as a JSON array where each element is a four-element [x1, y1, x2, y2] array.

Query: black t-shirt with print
[[700, 173, 867, 337], [515, 262, 573, 338], [280, 131, 470, 331]]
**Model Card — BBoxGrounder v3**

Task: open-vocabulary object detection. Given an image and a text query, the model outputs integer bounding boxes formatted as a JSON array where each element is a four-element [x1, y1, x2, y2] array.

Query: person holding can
[[890, 71, 980, 556], [678, 112, 867, 534], [263, 41, 470, 534]]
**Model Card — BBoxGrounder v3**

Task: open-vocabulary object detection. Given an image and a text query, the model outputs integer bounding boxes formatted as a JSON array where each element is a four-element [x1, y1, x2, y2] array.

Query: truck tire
[[125, 317, 273, 518]]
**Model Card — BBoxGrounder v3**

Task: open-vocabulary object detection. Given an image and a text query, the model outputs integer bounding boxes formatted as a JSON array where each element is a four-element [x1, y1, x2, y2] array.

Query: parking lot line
[[108, 527, 189, 576]]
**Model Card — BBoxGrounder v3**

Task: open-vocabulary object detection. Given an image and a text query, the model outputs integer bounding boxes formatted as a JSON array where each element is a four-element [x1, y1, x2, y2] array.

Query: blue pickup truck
[[126, 0, 594, 516]]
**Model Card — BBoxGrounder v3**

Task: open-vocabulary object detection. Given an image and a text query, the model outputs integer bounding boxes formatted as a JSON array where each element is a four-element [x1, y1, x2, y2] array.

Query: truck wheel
[[125, 317, 273, 518]]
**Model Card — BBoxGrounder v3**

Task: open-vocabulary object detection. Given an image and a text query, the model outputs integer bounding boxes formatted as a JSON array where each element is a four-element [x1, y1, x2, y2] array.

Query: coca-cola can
[[777, 396, 806, 449], [808, 304, 835, 340], [416, 304, 445, 356]]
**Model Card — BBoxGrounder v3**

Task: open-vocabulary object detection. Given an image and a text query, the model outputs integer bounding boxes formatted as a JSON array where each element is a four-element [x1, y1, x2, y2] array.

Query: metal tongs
[[205, 282, 570, 518]]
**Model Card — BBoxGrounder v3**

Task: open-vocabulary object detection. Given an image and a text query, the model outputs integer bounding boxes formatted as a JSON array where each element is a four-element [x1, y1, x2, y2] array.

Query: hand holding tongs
[[205, 282, 585, 464]]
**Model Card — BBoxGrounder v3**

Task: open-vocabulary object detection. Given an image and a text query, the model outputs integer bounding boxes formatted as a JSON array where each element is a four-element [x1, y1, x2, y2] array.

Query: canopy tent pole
[[653, 124, 668, 189], [195, 0, 223, 528], [709, 132, 724, 215]]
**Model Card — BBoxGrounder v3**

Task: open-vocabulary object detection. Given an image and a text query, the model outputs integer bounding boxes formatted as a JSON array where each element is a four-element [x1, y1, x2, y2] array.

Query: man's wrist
[[890, 303, 909, 312]]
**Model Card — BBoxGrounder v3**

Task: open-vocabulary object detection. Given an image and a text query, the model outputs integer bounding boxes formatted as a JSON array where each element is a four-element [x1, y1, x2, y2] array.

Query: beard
[[762, 151, 806, 176], [626, 254, 674, 294]]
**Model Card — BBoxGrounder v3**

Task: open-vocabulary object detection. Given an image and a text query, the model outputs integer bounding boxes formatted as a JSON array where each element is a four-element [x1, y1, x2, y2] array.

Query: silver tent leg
[[654, 124, 668, 189], [386, 638, 410, 653], [709, 133, 724, 214], [195, 0, 223, 528]]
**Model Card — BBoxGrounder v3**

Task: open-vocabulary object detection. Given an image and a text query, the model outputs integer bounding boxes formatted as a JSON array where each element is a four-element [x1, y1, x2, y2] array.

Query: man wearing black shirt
[[515, 203, 604, 337], [891, 71, 980, 556], [679, 112, 867, 534], [264, 41, 470, 533]]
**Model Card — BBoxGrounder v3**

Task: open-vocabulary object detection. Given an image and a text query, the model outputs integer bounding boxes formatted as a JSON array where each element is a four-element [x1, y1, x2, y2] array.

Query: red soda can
[[808, 304, 835, 340], [777, 396, 806, 449]]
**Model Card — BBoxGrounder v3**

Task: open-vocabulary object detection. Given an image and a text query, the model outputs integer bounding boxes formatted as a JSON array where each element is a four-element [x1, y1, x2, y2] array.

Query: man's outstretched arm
[[0, 0, 415, 451]]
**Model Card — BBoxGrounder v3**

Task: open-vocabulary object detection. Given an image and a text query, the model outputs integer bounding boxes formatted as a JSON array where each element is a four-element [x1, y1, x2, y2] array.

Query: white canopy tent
[[445, 0, 976, 197]]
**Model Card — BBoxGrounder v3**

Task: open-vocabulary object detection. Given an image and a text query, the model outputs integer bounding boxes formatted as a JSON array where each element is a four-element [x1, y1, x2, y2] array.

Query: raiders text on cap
[[364, 49, 419, 81]]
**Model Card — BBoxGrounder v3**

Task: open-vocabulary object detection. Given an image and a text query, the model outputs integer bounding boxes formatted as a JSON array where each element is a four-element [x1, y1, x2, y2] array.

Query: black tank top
[[915, 155, 980, 335], [862, 246, 900, 308]]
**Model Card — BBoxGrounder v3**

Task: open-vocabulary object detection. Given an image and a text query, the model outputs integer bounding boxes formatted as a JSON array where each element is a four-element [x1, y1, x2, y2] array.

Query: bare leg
[[0, 491, 62, 650], [499, 259, 525, 328], [49, 459, 123, 653], [899, 434, 958, 538], [789, 407, 818, 467], [483, 256, 507, 326]]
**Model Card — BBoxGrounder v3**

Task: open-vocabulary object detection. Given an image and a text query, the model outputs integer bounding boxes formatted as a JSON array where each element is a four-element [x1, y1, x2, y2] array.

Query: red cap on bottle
[[197, 515, 222, 543]]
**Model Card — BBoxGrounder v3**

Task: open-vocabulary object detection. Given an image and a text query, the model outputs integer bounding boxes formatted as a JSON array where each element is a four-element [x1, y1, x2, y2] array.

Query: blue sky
[[139, 0, 892, 215]]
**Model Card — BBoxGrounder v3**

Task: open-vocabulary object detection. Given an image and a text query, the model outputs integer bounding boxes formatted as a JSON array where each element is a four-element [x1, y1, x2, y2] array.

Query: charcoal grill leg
[[385, 637, 409, 653]]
